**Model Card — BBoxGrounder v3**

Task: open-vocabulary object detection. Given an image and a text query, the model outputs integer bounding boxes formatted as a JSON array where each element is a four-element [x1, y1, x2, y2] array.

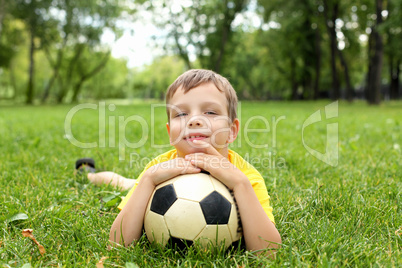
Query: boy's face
[[166, 82, 239, 158]]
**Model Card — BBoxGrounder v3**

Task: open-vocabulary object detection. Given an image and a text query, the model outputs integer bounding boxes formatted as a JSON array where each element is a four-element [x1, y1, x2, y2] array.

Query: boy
[[88, 69, 281, 256]]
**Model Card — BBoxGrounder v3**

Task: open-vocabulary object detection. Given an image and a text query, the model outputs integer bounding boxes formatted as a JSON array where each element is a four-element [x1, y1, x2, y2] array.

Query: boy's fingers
[[189, 159, 209, 172], [180, 166, 201, 174], [187, 154, 217, 171], [176, 159, 201, 174], [192, 140, 220, 156]]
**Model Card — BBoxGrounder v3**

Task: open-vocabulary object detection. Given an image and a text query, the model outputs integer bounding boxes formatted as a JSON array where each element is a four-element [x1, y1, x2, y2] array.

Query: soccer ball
[[144, 173, 242, 249]]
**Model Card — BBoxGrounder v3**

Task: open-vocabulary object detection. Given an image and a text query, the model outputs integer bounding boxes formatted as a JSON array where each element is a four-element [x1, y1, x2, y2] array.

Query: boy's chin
[[180, 143, 227, 155], [177, 145, 207, 156]]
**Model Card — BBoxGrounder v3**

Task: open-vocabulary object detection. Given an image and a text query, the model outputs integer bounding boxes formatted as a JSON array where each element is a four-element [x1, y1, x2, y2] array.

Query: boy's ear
[[228, 118, 240, 144], [166, 122, 170, 136], [166, 123, 174, 145]]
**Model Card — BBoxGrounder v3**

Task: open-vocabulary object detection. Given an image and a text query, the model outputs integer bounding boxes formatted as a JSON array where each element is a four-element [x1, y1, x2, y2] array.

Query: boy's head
[[165, 69, 240, 157], [166, 69, 238, 122]]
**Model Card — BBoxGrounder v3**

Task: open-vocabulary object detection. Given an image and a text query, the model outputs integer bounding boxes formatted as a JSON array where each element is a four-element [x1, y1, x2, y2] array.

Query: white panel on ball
[[228, 205, 242, 241], [173, 173, 214, 202], [164, 199, 206, 240], [144, 210, 170, 246], [210, 176, 234, 203], [195, 224, 232, 249], [155, 176, 180, 191]]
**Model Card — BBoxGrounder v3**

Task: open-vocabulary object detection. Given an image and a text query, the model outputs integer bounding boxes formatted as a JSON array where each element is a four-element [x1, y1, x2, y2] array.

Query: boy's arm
[[109, 159, 201, 247], [109, 172, 155, 246], [231, 175, 281, 255], [186, 141, 281, 257]]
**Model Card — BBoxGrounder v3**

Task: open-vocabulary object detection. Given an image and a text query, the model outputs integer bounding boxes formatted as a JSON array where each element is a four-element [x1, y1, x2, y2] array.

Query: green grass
[[0, 100, 401, 267]]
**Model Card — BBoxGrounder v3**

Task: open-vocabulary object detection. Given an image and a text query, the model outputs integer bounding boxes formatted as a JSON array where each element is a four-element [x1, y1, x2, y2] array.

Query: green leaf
[[102, 194, 118, 203], [105, 197, 121, 207], [125, 263, 139, 268], [7, 213, 29, 223]]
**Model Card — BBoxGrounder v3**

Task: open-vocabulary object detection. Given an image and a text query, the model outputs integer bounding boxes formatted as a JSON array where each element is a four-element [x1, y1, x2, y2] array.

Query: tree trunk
[[8, 61, 17, 99], [71, 79, 84, 103], [71, 52, 110, 102], [168, 6, 192, 70], [214, 19, 229, 73], [337, 49, 354, 102], [173, 31, 192, 70], [390, 59, 400, 99], [313, 27, 321, 100], [56, 76, 65, 103], [323, 0, 340, 100], [26, 28, 35, 104], [42, 47, 64, 103], [57, 44, 84, 103], [367, 0, 384, 105], [41, 70, 58, 103], [56, 78, 66, 103], [0, 0, 6, 39], [290, 58, 298, 100], [213, 0, 246, 73]]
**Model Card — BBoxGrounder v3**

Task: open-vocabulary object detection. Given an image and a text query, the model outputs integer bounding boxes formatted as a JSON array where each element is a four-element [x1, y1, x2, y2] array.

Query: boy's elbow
[[271, 227, 282, 249], [108, 228, 119, 245], [257, 227, 281, 258], [274, 229, 281, 247], [109, 221, 124, 247], [266, 229, 281, 259]]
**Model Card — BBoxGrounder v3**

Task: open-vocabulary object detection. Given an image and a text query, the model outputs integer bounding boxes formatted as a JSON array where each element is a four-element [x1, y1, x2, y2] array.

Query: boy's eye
[[175, 113, 187, 117], [205, 111, 217, 115]]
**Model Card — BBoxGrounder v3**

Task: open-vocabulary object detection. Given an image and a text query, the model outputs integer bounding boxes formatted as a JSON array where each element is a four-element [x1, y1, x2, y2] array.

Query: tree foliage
[[0, 0, 126, 103], [0, 0, 401, 104]]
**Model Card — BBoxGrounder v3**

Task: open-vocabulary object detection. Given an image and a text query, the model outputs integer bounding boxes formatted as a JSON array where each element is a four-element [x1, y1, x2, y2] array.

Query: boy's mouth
[[184, 133, 209, 142]]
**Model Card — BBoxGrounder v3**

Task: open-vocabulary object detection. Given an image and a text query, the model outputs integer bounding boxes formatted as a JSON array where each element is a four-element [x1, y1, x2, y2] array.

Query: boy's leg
[[87, 172, 136, 190], [75, 158, 135, 190]]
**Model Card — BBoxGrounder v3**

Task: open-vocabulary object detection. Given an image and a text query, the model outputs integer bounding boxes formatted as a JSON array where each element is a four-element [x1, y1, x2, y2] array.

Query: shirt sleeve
[[242, 167, 275, 224], [117, 149, 275, 225], [230, 151, 275, 224], [117, 159, 156, 210], [117, 150, 177, 210]]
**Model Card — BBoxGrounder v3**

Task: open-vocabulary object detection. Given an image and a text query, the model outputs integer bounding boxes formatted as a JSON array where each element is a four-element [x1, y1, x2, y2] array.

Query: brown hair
[[165, 69, 238, 122]]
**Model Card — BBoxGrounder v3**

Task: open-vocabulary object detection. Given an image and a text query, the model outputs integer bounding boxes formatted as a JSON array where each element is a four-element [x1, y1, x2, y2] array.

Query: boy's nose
[[187, 116, 204, 127]]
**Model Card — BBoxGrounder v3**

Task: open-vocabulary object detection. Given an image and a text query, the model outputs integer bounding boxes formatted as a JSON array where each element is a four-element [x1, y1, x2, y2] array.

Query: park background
[[0, 0, 401, 267], [0, 0, 401, 104]]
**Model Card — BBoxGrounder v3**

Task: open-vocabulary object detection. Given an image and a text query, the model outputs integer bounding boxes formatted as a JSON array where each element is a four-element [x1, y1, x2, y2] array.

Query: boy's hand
[[184, 140, 247, 190], [145, 158, 201, 187]]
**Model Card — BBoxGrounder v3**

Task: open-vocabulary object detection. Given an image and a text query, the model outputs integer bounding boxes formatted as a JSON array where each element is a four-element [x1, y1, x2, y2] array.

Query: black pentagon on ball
[[167, 236, 193, 252], [199, 191, 231, 224], [150, 184, 177, 215]]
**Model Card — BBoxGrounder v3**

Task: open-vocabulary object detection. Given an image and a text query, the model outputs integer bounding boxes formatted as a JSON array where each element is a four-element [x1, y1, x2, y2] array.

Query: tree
[[132, 56, 186, 99], [321, 0, 357, 101], [4, 0, 124, 103], [84, 57, 129, 99], [258, 0, 322, 99], [0, 3, 25, 100], [70, 50, 111, 102], [0, 0, 7, 39], [322, 0, 341, 100], [147, 0, 248, 74], [382, 0, 402, 100], [225, 30, 271, 99], [40, 0, 124, 103], [366, 0, 384, 104], [12, 0, 54, 104], [56, 44, 111, 103]]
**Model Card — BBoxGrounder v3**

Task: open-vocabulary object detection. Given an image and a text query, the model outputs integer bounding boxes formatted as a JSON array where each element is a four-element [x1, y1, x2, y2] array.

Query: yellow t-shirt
[[117, 149, 275, 224]]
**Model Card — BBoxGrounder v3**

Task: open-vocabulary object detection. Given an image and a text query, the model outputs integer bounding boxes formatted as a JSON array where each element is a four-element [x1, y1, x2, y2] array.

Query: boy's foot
[[75, 158, 96, 175]]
